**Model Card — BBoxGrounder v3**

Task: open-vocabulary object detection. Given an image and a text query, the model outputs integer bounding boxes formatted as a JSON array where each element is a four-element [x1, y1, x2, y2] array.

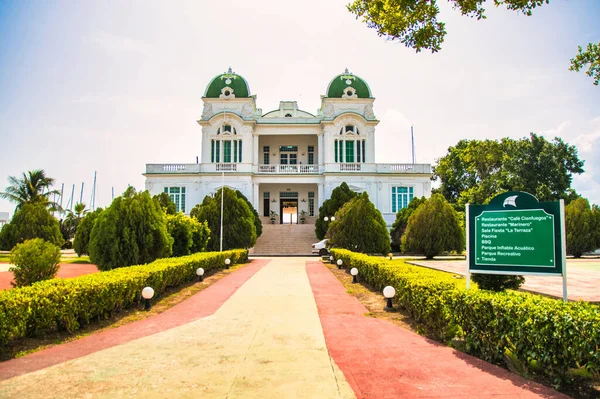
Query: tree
[[88, 190, 172, 270], [166, 213, 210, 257], [401, 194, 464, 259], [0, 203, 64, 250], [153, 192, 176, 215], [327, 192, 391, 255], [315, 182, 358, 240], [390, 196, 426, 251], [347, 1, 598, 85], [10, 238, 61, 287], [565, 198, 597, 258], [191, 187, 257, 251], [236, 190, 262, 238], [0, 169, 61, 211], [60, 203, 89, 248], [594, 205, 600, 250], [433, 134, 584, 211], [569, 42, 600, 86], [73, 207, 103, 256]]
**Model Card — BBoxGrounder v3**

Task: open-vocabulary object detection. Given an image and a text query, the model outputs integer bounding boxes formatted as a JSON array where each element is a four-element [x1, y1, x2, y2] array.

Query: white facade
[[0, 212, 8, 228], [144, 69, 432, 226]]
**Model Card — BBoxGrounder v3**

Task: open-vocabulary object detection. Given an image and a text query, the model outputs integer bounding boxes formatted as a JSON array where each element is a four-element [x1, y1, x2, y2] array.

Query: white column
[[318, 134, 324, 165], [253, 135, 259, 166], [253, 183, 259, 209], [318, 183, 325, 208]]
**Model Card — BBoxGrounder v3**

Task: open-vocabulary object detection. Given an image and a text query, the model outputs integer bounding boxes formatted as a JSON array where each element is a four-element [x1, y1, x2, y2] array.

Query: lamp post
[[142, 286, 155, 311], [329, 255, 334, 263], [225, 258, 231, 269], [196, 267, 205, 282], [350, 268, 358, 283], [383, 286, 396, 311], [337, 259, 343, 270]]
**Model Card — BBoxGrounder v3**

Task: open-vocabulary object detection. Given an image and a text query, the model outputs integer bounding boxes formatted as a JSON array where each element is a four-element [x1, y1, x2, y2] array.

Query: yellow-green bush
[[331, 249, 600, 386], [0, 249, 248, 347]]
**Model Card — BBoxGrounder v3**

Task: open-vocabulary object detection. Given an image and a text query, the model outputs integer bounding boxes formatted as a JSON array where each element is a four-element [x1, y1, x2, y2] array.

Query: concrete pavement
[[0, 258, 354, 399]]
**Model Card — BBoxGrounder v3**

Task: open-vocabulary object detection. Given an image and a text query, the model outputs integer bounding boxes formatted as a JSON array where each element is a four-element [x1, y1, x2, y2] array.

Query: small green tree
[[0, 203, 64, 250], [166, 213, 210, 256], [327, 192, 391, 255], [390, 196, 426, 252], [9, 238, 61, 287], [402, 194, 464, 259], [153, 192, 176, 215], [73, 207, 103, 256], [89, 190, 172, 270], [565, 197, 597, 258], [594, 205, 600, 250], [236, 190, 262, 238], [191, 187, 256, 251], [471, 274, 525, 292], [315, 182, 358, 240]]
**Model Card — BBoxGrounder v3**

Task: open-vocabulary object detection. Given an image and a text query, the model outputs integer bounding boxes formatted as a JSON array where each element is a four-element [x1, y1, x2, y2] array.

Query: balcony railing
[[257, 164, 320, 174], [146, 163, 431, 175]]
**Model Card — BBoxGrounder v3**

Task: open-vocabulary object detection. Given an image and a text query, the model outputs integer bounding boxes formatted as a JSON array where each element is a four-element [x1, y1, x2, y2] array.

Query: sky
[[0, 0, 599, 216]]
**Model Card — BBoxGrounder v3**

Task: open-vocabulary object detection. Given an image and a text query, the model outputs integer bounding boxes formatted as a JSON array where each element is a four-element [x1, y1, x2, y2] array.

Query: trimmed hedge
[[0, 250, 248, 347], [331, 249, 600, 386]]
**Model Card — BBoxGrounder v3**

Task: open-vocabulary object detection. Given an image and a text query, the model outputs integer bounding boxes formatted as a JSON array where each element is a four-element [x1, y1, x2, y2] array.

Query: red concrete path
[[306, 261, 569, 399], [0, 263, 99, 290], [0, 259, 268, 381]]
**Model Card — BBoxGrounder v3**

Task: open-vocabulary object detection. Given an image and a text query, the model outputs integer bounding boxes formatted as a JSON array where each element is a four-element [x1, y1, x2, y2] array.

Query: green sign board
[[468, 192, 565, 275]]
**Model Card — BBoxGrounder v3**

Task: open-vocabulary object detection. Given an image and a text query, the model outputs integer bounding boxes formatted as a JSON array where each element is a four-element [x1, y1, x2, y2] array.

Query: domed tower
[[320, 69, 378, 167], [197, 68, 258, 170]]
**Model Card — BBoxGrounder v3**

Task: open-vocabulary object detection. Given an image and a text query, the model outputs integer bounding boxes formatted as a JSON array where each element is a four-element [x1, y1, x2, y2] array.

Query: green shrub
[[153, 192, 176, 215], [401, 194, 464, 258], [0, 249, 248, 347], [390, 196, 426, 252], [73, 208, 103, 256], [471, 273, 525, 292], [331, 249, 600, 387], [327, 192, 391, 255], [167, 213, 210, 256], [565, 197, 598, 257], [191, 188, 256, 251], [89, 190, 172, 270], [0, 204, 64, 250], [315, 182, 358, 240], [9, 238, 61, 287]]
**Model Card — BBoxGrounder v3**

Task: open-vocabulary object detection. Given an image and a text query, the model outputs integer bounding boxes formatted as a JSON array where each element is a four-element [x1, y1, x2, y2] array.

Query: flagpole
[[220, 107, 226, 252]]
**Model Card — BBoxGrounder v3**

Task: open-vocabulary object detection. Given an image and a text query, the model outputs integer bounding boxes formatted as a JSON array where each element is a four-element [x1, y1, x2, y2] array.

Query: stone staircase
[[251, 223, 319, 256]]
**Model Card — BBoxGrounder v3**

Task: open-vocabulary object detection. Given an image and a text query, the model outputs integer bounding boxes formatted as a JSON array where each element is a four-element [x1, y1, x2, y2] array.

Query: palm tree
[[0, 169, 62, 211]]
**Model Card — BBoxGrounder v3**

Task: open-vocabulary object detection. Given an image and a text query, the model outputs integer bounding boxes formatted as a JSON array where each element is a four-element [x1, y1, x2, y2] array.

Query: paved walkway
[[0, 263, 99, 290], [408, 259, 600, 302], [0, 258, 570, 398]]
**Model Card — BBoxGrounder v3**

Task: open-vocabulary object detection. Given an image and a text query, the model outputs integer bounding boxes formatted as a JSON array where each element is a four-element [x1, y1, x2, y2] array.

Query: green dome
[[326, 69, 372, 98], [203, 68, 250, 98]]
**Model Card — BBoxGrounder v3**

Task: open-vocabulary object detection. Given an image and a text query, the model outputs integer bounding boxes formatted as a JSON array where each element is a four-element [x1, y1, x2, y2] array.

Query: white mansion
[[144, 68, 432, 226]]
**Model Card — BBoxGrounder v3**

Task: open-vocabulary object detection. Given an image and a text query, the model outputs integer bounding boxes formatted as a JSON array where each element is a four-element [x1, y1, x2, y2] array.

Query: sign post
[[467, 192, 567, 301]]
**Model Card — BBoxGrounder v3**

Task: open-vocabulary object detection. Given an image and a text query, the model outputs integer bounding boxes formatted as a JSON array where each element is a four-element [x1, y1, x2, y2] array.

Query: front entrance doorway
[[280, 199, 298, 224]]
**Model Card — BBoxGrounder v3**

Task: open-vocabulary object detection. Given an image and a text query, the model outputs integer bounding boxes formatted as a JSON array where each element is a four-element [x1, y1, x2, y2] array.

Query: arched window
[[340, 125, 359, 135], [217, 125, 236, 135]]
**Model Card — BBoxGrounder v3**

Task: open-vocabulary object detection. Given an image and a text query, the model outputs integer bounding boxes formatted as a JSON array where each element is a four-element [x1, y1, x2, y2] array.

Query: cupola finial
[[227, 66, 233, 74], [344, 67, 349, 74]]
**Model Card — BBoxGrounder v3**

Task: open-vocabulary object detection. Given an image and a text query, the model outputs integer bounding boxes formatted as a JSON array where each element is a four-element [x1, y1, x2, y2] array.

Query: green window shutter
[[362, 140, 366, 163], [392, 187, 397, 213], [216, 141, 220, 163], [239, 140, 242, 162], [356, 140, 361, 163], [223, 141, 231, 163], [346, 141, 354, 163], [234, 140, 238, 163], [211, 140, 215, 163], [181, 187, 186, 213], [334, 140, 338, 163]]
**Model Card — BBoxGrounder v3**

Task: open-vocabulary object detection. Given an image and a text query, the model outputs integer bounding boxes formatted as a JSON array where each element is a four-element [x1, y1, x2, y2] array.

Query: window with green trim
[[308, 191, 315, 216], [308, 146, 314, 165], [215, 141, 220, 162], [223, 141, 231, 163], [345, 141, 354, 163], [391, 186, 413, 213], [211, 140, 215, 163], [334, 140, 338, 163], [163, 186, 186, 213]]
